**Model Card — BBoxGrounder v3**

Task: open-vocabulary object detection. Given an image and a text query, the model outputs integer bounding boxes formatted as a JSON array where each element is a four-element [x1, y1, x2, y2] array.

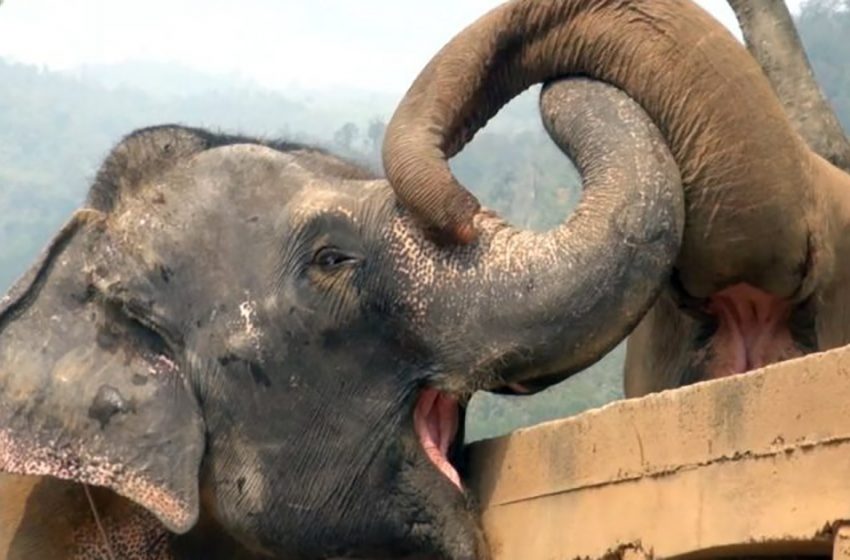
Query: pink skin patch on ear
[[414, 389, 461, 490], [705, 283, 804, 378], [72, 504, 174, 560], [0, 429, 194, 534]]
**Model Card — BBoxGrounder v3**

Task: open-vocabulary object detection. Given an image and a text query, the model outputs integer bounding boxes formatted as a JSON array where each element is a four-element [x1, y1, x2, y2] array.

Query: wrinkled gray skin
[[380, 0, 850, 397], [0, 78, 682, 559]]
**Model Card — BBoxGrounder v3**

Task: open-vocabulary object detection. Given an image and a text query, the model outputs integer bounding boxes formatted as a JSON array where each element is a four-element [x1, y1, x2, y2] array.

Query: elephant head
[[382, 0, 850, 394], [0, 80, 681, 560]]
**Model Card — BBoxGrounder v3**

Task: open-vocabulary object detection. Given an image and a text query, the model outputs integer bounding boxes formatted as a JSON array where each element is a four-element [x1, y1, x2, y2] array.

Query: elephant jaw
[[704, 283, 804, 378], [414, 388, 461, 489]]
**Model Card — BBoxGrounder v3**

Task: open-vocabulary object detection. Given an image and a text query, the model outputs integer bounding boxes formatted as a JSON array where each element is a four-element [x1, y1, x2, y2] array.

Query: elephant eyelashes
[[311, 246, 361, 271]]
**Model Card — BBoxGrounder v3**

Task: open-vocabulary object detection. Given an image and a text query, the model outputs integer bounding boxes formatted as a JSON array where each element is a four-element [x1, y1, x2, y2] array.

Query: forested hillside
[[1, 0, 848, 440], [797, 0, 850, 125], [0, 60, 578, 294]]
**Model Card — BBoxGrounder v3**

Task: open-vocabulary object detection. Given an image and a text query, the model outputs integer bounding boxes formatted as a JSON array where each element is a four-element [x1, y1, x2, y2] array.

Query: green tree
[[333, 122, 359, 152], [366, 118, 386, 158]]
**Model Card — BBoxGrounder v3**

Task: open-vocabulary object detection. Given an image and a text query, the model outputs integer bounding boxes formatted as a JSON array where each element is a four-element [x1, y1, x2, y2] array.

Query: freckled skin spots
[[70, 506, 174, 560]]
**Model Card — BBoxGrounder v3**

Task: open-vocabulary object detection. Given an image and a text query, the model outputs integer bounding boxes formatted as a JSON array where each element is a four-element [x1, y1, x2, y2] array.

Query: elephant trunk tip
[[404, 179, 481, 245]]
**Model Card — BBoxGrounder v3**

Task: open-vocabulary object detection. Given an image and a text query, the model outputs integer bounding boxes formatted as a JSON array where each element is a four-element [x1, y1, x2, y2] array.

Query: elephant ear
[[0, 130, 211, 535]]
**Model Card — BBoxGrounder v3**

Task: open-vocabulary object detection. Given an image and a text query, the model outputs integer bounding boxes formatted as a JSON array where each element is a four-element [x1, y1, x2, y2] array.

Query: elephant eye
[[312, 246, 359, 271]]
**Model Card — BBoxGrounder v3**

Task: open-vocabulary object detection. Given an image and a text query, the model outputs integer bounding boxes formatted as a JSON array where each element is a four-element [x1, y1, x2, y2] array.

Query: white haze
[[0, 0, 803, 95]]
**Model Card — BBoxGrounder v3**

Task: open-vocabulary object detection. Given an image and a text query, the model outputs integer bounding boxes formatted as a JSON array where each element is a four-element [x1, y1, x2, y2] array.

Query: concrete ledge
[[470, 346, 850, 559]]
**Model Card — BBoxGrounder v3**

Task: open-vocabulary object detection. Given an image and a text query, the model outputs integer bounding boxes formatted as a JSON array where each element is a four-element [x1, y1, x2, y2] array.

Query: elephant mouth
[[673, 281, 815, 383], [703, 284, 801, 377], [414, 388, 462, 489], [414, 382, 536, 491]]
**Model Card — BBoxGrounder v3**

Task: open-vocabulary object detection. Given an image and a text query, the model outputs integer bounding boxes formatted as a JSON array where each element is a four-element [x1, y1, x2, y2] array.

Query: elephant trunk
[[728, 0, 850, 173], [383, 0, 818, 301], [408, 79, 682, 391]]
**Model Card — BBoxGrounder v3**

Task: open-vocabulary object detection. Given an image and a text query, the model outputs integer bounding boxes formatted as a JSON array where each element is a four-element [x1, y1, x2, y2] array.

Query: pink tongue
[[414, 389, 461, 490]]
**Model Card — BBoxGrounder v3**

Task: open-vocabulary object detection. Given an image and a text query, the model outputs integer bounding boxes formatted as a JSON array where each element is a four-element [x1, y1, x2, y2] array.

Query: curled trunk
[[409, 78, 683, 387], [383, 0, 823, 301]]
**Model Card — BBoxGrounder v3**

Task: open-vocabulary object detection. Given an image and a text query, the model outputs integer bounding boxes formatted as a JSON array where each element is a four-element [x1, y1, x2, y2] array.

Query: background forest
[[1, 0, 848, 441]]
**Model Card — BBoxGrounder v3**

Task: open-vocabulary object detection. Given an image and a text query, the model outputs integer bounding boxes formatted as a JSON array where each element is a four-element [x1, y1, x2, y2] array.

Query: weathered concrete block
[[471, 346, 850, 559]]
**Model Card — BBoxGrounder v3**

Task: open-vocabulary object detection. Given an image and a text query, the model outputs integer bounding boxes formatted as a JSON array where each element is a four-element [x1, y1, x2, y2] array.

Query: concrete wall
[[471, 346, 850, 559]]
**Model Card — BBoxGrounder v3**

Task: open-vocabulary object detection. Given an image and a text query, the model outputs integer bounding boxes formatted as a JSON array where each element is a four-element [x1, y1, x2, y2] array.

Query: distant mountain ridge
[[0, 56, 572, 294], [69, 60, 261, 98], [62, 59, 547, 134]]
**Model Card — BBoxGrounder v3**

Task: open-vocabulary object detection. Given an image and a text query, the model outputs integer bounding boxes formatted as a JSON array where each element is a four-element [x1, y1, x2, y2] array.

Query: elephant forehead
[[102, 146, 317, 268], [286, 179, 389, 224], [288, 186, 358, 223], [108, 144, 311, 227], [178, 145, 317, 207]]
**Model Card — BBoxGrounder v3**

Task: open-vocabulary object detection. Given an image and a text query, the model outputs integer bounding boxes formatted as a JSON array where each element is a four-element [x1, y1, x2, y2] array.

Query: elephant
[[0, 77, 683, 559], [620, 0, 850, 396], [381, 0, 850, 398]]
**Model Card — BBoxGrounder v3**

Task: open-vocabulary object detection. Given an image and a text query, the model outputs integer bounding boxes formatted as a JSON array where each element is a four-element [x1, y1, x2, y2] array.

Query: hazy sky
[[0, 0, 804, 93]]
